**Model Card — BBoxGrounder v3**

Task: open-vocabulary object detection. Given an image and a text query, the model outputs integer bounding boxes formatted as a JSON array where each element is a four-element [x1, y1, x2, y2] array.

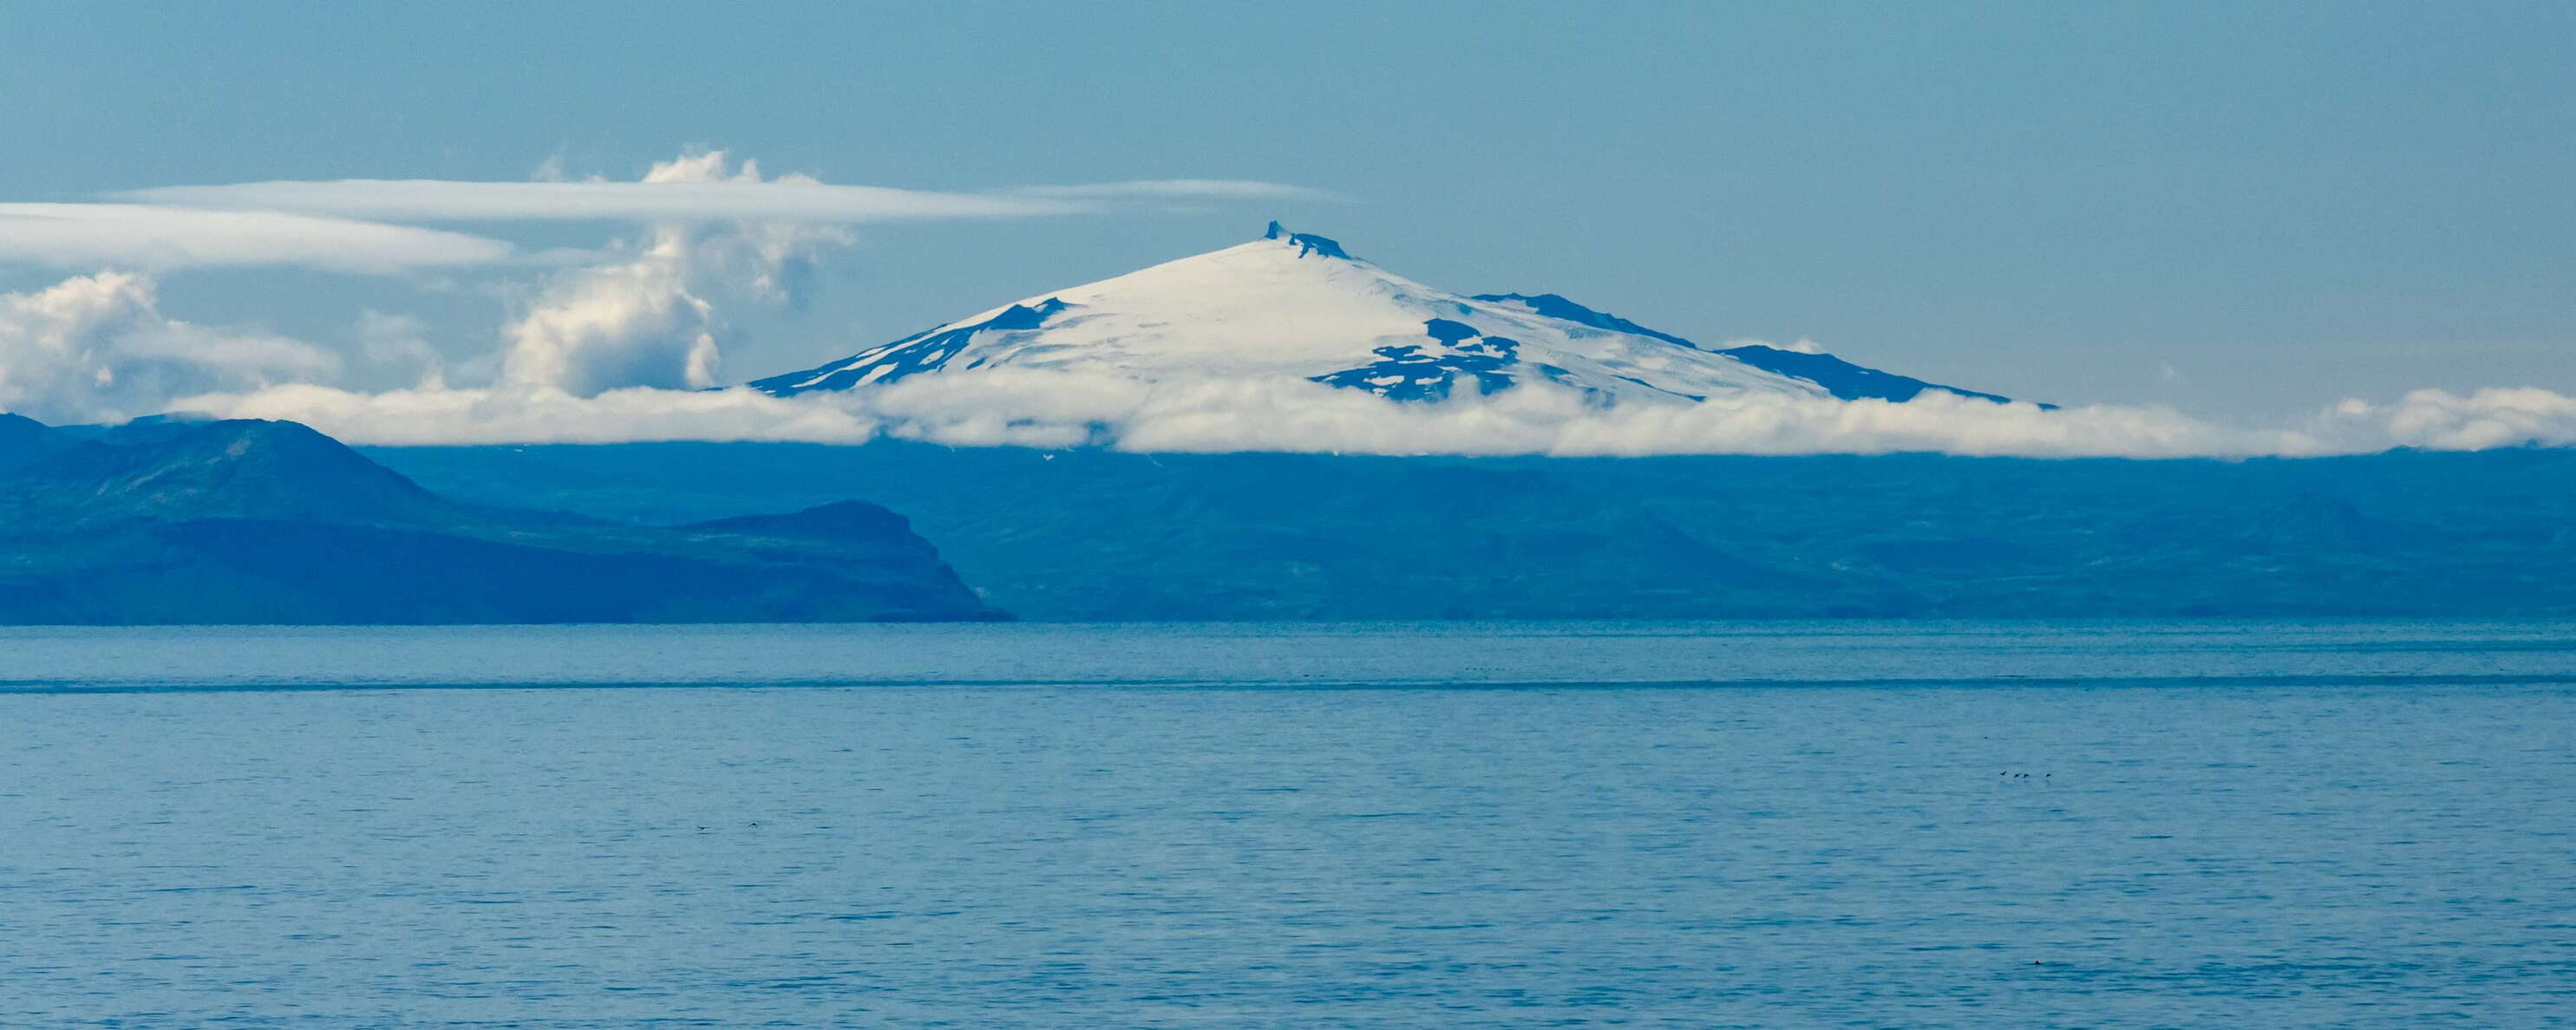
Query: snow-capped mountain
[[749, 224, 2020, 407]]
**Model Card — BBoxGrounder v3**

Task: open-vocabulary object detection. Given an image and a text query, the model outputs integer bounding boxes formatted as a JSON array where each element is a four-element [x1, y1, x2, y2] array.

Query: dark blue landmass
[[19, 410, 2572, 624], [369, 439, 2576, 621], [0, 417, 1001, 624]]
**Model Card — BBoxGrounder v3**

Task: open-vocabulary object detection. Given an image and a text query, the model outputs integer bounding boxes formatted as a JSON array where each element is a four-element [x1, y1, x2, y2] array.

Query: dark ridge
[[0, 413, 64, 473], [1716, 344, 2029, 407], [1287, 232, 1349, 259], [1472, 292, 1703, 349]]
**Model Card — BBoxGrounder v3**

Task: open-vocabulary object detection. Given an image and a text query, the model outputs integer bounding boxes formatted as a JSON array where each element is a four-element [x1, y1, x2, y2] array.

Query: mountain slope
[[0, 414, 66, 473], [0, 416, 1001, 624], [749, 225, 2021, 407], [1469, 292, 2027, 406], [9, 417, 462, 527]]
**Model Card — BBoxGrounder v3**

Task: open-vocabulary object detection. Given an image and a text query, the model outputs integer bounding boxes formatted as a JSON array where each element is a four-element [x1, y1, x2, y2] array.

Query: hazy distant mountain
[[749, 224, 2023, 407], [0, 417, 1001, 624]]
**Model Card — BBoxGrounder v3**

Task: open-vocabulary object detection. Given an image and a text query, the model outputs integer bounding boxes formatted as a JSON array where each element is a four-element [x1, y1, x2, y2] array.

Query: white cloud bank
[[163, 369, 2576, 460], [2312, 387, 2576, 452]]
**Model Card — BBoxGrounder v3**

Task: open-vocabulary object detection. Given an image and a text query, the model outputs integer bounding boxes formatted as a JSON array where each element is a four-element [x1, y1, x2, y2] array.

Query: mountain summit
[[749, 225, 2019, 406]]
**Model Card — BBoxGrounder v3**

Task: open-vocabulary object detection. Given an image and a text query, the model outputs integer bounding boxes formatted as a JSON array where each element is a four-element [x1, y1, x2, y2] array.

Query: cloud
[[351, 310, 448, 391], [530, 151, 571, 184], [113, 155, 1327, 224], [168, 368, 2576, 459], [1, 271, 340, 423], [2312, 388, 2576, 451], [1004, 179, 1344, 201], [116, 178, 1072, 224], [10, 150, 1323, 280], [498, 229, 723, 395], [0, 204, 515, 273], [853, 370, 2307, 458], [497, 153, 854, 396], [180, 382, 881, 446]]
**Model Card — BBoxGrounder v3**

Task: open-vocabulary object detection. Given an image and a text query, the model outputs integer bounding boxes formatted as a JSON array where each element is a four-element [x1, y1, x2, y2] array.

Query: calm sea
[[3, 621, 2572, 1027]]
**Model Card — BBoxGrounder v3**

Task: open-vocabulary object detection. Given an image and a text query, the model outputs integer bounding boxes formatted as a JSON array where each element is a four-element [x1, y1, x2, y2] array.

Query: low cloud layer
[[2313, 388, 2576, 452], [184, 381, 879, 446], [167, 368, 2576, 460]]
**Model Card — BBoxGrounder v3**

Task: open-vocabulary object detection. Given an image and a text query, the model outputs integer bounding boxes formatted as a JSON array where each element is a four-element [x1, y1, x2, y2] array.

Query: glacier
[[748, 225, 2020, 407]]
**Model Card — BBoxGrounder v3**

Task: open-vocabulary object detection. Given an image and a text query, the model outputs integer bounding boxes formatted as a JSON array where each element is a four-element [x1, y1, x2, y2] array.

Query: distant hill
[[0, 417, 1002, 624], [369, 440, 2576, 621], [12, 418, 461, 528]]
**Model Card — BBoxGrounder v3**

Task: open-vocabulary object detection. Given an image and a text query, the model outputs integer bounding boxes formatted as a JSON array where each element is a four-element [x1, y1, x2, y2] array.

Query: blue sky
[[3, 0, 2571, 419]]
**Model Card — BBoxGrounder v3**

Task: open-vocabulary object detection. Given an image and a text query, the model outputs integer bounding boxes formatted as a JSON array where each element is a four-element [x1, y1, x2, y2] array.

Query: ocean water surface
[[3, 621, 2572, 1027]]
